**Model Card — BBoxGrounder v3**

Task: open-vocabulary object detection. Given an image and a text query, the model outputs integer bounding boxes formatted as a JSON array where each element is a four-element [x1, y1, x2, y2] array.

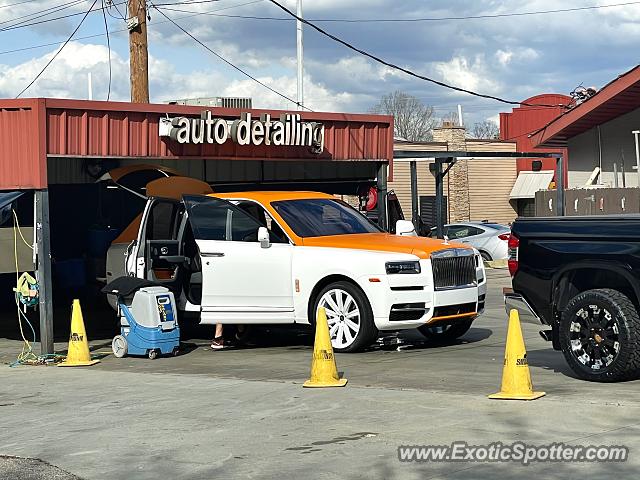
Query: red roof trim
[[533, 65, 640, 147]]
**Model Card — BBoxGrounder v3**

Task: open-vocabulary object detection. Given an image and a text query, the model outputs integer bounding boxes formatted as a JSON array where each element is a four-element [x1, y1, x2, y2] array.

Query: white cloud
[[495, 50, 513, 66], [433, 55, 501, 94], [0, 41, 365, 112], [0, 42, 128, 100]]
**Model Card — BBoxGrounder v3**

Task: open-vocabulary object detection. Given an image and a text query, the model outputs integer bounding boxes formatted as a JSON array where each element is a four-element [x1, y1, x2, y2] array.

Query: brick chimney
[[432, 124, 470, 222]]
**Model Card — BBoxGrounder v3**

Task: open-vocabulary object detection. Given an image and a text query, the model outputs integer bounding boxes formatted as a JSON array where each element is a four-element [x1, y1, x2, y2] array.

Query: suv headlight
[[385, 261, 421, 274]]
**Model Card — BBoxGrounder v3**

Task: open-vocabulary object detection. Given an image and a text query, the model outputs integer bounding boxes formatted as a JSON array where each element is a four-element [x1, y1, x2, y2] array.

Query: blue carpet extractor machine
[[102, 277, 180, 359]]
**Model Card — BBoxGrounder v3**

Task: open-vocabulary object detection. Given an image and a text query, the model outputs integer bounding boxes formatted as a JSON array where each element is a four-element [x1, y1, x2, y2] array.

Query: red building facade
[[499, 93, 571, 183]]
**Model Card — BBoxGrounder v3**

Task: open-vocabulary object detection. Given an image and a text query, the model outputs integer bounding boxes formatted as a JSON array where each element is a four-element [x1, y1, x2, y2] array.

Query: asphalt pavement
[[1, 269, 639, 480]]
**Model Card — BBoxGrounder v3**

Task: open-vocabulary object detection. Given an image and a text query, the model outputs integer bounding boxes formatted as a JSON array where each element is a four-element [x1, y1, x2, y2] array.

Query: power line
[[0, 0, 263, 55], [0, 0, 42, 9], [0, 0, 87, 27], [267, 0, 565, 109], [0, 0, 127, 33], [151, 3, 313, 111], [105, 0, 127, 20], [101, 0, 112, 100], [310, 1, 640, 23], [144, 0, 640, 22], [15, 0, 98, 98]]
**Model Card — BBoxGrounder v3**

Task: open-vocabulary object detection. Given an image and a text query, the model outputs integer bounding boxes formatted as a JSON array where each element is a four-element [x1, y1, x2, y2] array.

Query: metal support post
[[377, 162, 388, 231], [434, 158, 446, 238], [410, 160, 418, 229], [35, 189, 54, 355], [556, 156, 565, 216]]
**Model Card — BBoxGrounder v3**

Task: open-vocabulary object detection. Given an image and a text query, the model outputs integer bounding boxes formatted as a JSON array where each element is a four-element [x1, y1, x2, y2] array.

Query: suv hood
[[301, 233, 470, 259]]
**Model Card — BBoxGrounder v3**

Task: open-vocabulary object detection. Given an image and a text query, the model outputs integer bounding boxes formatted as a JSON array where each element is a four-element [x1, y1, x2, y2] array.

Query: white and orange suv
[[111, 189, 486, 352]]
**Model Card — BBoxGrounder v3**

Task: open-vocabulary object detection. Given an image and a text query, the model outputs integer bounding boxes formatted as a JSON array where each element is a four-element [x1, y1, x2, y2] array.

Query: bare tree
[[441, 111, 459, 126], [472, 120, 500, 139], [371, 91, 436, 141]]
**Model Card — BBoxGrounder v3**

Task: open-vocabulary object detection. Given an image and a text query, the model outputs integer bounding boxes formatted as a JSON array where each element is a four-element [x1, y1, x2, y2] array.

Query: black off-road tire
[[418, 318, 475, 343], [310, 281, 378, 353], [560, 288, 640, 382]]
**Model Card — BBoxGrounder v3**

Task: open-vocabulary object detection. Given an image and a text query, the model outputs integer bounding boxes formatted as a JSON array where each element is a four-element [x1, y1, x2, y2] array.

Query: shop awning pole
[[556, 155, 565, 216], [434, 158, 445, 239], [377, 163, 388, 231], [410, 160, 418, 229], [35, 190, 54, 355]]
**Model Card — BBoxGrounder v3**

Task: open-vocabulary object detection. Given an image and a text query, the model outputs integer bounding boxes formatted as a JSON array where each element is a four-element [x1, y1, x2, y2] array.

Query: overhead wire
[[152, 3, 313, 111], [106, 0, 127, 20], [0, 0, 42, 9], [0, 0, 126, 32], [0, 0, 87, 27], [308, 1, 640, 23], [15, 0, 99, 98], [266, 0, 567, 109], [151, 0, 640, 22], [0, 0, 263, 55]]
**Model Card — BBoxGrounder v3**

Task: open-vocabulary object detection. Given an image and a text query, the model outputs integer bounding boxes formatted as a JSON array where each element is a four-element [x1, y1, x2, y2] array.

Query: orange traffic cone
[[303, 307, 347, 388], [58, 300, 100, 367], [489, 309, 544, 400]]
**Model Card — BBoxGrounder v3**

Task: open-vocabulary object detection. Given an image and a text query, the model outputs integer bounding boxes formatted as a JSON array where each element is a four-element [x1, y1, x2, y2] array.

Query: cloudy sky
[[0, 0, 639, 126]]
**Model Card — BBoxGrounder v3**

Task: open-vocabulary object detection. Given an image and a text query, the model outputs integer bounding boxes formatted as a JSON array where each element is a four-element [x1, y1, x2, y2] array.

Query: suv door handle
[[201, 252, 225, 257]]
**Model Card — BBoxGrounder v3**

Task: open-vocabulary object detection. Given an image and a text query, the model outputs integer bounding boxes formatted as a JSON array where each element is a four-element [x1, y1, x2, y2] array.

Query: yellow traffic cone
[[489, 309, 544, 400], [58, 300, 100, 367], [303, 307, 347, 388]]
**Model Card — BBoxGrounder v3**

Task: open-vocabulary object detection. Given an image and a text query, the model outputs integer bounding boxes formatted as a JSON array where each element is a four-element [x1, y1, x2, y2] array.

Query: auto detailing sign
[[161, 111, 325, 152]]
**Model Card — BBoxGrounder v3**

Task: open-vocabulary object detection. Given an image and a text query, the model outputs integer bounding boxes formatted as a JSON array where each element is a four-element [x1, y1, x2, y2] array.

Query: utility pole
[[296, 0, 304, 110], [128, 0, 150, 103]]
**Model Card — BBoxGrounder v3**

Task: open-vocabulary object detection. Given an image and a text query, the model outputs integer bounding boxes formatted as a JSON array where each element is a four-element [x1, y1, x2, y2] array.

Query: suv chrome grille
[[431, 249, 477, 290]]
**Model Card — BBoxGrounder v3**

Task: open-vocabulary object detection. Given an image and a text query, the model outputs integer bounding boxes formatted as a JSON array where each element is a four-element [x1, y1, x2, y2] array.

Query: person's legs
[[211, 324, 224, 350]]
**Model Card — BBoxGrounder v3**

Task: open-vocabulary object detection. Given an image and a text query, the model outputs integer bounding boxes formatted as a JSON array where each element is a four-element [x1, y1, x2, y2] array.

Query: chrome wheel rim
[[569, 304, 620, 371], [318, 288, 360, 349]]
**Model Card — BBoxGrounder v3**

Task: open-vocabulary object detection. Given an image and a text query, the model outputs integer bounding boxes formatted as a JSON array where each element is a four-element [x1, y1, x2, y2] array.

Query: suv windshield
[[272, 198, 383, 238]]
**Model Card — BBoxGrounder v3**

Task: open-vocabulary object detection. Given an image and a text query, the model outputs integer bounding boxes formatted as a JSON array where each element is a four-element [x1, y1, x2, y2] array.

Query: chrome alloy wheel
[[317, 288, 361, 349], [570, 304, 621, 371]]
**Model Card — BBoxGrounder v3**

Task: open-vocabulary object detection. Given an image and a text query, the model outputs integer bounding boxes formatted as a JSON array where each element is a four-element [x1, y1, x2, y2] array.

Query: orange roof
[[212, 191, 335, 203]]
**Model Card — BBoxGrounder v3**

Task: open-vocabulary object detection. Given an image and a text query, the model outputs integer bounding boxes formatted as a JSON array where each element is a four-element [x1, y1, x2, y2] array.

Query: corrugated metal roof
[[0, 99, 47, 190], [0, 98, 394, 190], [510, 170, 554, 199]]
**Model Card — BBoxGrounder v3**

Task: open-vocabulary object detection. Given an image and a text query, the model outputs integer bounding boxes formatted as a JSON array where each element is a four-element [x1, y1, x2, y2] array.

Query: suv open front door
[[183, 195, 295, 325], [126, 197, 187, 296]]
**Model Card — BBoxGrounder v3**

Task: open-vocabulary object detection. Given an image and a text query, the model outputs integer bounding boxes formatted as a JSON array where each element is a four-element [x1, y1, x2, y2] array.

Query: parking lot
[[1, 268, 639, 479]]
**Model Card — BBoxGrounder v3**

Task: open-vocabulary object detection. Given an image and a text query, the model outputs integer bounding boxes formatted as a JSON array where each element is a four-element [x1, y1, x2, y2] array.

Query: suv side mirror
[[395, 220, 417, 236], [258, 227, 271, 248]]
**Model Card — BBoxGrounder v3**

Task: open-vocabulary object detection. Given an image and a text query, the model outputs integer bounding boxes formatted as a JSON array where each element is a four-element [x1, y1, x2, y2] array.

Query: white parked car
[[108, 189, 487, 352], [429, 222, 511, 261]]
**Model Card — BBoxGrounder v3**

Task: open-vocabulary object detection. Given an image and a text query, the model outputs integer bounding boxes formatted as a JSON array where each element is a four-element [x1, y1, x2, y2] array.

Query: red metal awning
[[533, 65, 640, 148], [0, 98, 394, 190]]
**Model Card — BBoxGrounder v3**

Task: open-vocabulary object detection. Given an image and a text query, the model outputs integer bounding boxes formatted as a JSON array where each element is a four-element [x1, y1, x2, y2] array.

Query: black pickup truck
[[505, 215, 640, 382]]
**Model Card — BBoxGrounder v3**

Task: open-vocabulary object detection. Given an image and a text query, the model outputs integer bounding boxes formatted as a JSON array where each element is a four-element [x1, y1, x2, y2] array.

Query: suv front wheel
[[560, 288, 640, 382], [311, 281, 378, 353]]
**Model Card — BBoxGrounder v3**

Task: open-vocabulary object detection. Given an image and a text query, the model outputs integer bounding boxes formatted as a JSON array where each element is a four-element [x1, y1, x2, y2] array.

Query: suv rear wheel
[[560, 288, 640, 382], [311, 281, 378, 353]]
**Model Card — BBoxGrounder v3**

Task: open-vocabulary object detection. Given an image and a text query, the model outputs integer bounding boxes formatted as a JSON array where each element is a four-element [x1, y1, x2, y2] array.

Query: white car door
[[183, 194, 295, 324]]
